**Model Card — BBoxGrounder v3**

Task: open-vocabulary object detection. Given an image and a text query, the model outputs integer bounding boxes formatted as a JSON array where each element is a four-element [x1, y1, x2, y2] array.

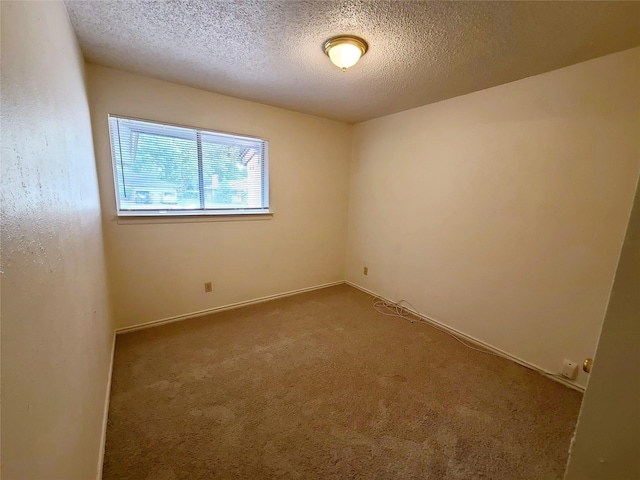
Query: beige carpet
[[103, 285, 582, 479]]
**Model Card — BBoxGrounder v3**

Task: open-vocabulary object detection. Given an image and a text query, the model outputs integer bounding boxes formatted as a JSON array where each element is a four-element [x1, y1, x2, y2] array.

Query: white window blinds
[[108, 116, 269, 216]]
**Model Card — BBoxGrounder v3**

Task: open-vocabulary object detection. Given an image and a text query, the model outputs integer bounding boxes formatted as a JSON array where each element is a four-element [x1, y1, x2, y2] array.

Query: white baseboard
[[115, 281, 346, 335], [97, 331, 116, 480], [345, 281, 585, 393]]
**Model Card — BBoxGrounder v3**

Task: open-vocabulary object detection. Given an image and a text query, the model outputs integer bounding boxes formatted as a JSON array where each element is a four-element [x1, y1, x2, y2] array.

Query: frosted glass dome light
[[323, 36, 368, 72]]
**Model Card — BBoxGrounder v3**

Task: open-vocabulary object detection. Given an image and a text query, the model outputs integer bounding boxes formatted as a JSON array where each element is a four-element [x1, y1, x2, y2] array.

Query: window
[[108, 115, 269, 216]]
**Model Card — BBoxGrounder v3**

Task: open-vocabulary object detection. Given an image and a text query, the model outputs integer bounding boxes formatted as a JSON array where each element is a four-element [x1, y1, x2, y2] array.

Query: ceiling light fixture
[[323, 35, 368, 72]]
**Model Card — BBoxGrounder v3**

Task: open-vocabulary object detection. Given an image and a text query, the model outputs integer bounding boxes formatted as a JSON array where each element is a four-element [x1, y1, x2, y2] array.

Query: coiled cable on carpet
[[372, 295, 567, 381]]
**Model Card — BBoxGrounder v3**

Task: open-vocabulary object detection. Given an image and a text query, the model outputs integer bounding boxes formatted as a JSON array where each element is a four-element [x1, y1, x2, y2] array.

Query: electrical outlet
[[204, 282, 212, 293], [363, 266, 368, 275], [561, 359, 578, 380]]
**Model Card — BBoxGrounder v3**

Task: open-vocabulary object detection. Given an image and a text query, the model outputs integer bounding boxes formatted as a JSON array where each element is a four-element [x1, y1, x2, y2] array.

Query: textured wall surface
[[564, 180, 640, 480], [65, 1, 640, 123], [1, 2, 114, 479], [86, 64, 352, 329], [345, 48, 640, 389]]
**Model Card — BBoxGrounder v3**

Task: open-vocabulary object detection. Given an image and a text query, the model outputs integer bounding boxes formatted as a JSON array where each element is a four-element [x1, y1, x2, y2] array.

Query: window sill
[[113, 211, 273, 225]]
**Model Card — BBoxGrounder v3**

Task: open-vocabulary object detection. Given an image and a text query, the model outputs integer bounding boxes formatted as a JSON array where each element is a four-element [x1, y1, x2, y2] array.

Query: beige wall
[[346, 48, 640, 389], [86, 65, 352, 329], [564, 180, 640, 479], [1, 2, 114, 479]]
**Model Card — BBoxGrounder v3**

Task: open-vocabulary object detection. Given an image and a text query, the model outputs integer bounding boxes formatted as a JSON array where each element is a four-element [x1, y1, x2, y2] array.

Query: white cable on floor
[[372, 295, 566, 380]]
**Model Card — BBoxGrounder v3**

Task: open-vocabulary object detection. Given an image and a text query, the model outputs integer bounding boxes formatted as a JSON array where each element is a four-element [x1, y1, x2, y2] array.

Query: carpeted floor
[[103, 284, 582, 480]]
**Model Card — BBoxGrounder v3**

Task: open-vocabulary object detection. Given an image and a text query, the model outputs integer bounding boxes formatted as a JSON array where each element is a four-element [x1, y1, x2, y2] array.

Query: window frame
[[108, 114, 270, 218]]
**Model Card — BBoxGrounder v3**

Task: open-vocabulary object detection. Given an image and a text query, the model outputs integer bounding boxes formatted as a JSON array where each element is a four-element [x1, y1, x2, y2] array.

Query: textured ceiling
[[65, 1, 640, 124]]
